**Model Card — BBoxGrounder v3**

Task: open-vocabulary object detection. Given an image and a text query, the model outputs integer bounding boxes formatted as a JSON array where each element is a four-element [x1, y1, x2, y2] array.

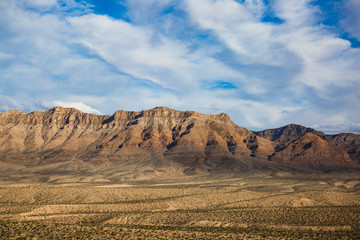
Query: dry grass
[[0, 175, 360, 239]]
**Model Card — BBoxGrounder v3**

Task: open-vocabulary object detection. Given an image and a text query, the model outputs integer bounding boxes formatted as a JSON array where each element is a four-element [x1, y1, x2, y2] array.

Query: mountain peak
[[110, 107, 230, 121], [254, 123, 323, 142], [49, 106, 83, 113], [0, 110, 25, 116]]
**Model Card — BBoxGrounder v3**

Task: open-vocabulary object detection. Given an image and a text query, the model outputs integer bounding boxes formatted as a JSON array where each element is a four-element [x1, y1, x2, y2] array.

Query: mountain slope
[[327, 133, 360, 164], [0, 106, 359, 181], [0, 107, 275, 173], [268, 133, 355, 171], [254, 124, 360, 164]]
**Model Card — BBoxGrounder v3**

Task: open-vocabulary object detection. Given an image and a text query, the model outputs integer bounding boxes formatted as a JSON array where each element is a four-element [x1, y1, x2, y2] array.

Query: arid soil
[[1, 174, 360, 239]]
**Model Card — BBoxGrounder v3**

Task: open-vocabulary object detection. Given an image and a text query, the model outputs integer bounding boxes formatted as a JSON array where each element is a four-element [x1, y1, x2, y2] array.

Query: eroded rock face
[[0, 106, 359, 173], [0, 107, 273, 171], [255, 124, 360, 166], [268, 133, 355, 171], [328, 133, 360, 164]]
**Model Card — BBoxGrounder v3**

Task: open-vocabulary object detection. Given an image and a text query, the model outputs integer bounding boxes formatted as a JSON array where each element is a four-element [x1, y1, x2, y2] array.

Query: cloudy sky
[[1, 0, 360, 133]]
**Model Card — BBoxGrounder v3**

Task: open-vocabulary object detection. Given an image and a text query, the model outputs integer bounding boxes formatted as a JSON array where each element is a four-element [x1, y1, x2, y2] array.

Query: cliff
[[0, 106, 359, 178]]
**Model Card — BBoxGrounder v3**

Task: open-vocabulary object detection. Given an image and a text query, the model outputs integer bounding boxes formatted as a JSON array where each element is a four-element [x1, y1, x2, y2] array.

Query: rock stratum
[[0, 106, 359, 182]]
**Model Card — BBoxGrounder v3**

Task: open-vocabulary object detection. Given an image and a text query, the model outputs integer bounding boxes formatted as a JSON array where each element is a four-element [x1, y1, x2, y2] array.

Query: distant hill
[[253, 124, 360, 165], [0, 107, 359, 182], [253, 124, 323, 142]]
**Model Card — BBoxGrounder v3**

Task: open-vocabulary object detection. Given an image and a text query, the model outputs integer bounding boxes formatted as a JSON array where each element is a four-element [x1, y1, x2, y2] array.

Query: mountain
[[268, 133, 355, 171], [0, 107, 359, 182], [254, 124, 360, 165], [253, 124, 324, 142], [326, 133, 360, 164]]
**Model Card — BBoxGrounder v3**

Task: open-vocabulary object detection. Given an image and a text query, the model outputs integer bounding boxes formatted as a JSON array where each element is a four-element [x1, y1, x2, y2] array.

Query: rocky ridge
[[0, 107, 359, 180], [254, 124, 360, 166]]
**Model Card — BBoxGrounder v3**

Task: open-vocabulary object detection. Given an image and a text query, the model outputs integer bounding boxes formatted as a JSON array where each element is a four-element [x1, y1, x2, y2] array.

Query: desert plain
[[1, 107, 360, 239], [0, 173, 360, 239]]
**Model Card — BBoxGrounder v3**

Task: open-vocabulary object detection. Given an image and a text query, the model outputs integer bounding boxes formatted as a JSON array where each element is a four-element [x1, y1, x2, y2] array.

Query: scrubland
[[0, 174, 360, 239]]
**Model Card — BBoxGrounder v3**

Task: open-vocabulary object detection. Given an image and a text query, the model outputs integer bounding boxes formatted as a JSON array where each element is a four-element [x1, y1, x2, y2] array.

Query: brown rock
[[0, 107, 271, 171], [269, 133, 356, 170], [0, 106, 358, 174]]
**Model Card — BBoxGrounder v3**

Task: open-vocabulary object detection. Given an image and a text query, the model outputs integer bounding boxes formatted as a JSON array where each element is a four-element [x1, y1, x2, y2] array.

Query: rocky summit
[[0, 106, 359, 181]]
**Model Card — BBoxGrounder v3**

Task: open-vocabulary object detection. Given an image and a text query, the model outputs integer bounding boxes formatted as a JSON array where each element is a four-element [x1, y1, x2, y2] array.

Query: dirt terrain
[[1, 174, 360, 239], [1, 107, 360, 238]]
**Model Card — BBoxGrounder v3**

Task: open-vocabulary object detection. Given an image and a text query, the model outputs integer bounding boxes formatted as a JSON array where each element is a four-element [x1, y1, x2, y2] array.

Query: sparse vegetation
[[0, 176, 359, 239]]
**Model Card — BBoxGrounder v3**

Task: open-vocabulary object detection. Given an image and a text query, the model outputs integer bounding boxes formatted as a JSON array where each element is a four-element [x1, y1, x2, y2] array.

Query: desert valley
[[0, 106, 359, 239], [3, 0, 360, 238]]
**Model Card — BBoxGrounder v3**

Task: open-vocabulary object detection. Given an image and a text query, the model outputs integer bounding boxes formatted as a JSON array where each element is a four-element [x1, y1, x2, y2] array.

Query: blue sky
[[1, 0, 360, 133]]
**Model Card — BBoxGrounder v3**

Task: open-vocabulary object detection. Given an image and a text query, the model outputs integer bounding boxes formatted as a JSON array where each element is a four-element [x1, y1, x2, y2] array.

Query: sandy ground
[[0, 174, 360, 239]]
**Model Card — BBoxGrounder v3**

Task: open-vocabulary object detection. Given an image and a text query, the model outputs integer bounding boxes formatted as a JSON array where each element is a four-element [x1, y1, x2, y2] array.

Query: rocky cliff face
[[0, 107, 359, 175], [0, 107, 274, 172], [268, 133, 355, 171], [327, 133, 360, 164], [255, 124, 360, 166]]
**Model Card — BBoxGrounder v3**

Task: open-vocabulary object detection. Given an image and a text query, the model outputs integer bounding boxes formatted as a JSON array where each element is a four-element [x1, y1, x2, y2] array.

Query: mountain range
[[0, 106, 359, 182]]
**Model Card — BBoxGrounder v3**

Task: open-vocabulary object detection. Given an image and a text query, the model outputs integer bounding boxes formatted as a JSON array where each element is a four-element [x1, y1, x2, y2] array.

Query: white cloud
[[0, 51, 15, 61], [186, 0, 360, 90], [124, 0, 173, 23], [193, 1, 358, 80], [22, 0, 58, 9], [184, 0, 360, 131], [342, 0, 360, 40], [185, 0, 283, 64], [349, 123, 360, 134], [41, 101, 102, 115], [280, 27, 360, 91], [0, 95, 21, 112], [68, 13, 241, 91], [272, 0, 320, 26], [0, 1, 128, 107]]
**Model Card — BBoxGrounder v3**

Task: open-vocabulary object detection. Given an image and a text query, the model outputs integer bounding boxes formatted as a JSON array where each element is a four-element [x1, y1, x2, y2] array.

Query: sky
[[0, 0, 360, 133]]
